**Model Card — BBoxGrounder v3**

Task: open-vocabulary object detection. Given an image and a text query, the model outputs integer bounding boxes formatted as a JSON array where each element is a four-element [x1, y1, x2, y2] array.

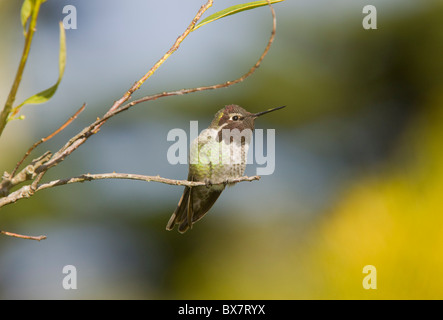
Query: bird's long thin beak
[[250, 105, 286, 118]]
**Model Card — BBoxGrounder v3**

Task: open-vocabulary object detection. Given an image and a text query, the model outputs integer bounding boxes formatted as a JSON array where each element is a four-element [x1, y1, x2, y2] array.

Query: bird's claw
[[204, 179, 213, 188]]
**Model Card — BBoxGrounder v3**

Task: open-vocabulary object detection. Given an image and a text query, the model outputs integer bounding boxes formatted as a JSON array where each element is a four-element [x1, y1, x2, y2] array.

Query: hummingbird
[[166, 104, 285, 233]]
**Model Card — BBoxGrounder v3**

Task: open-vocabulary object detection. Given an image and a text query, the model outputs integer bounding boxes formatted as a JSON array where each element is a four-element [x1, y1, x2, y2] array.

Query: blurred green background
[[0, 0, 442, 299]]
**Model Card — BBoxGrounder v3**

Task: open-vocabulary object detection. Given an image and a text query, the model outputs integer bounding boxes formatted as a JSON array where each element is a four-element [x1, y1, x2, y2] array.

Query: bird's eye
[[232, 115, 239, 121]]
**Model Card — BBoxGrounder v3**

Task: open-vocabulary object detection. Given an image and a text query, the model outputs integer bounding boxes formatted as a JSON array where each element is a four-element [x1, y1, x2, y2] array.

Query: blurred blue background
[[1, 0, 442, 299]]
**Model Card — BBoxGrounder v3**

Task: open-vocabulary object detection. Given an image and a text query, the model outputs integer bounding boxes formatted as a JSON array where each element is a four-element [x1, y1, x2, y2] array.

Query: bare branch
[[1, 230, 47, 241], [38, 173, 261, 190], [0, 174, 260, 209]]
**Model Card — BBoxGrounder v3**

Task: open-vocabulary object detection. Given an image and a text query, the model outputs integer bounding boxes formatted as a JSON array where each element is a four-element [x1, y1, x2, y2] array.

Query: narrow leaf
[[192, 0, 284, 32], [20, 0, 34, 36], [14, 22, 66, 109], [57, 20, 67, 79]]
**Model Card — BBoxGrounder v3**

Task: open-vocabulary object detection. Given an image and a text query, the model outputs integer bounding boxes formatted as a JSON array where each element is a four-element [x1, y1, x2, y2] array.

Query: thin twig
[[104, 0, 214, 117], [100, 1, 277, 120], [11, 103, 86, 177], [1, 230, 47, 241]]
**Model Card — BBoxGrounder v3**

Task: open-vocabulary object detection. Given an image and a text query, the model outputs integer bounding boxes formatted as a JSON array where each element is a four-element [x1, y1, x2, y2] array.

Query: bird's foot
[[204, 178, 213, 188], [224, 178, 236, 186]]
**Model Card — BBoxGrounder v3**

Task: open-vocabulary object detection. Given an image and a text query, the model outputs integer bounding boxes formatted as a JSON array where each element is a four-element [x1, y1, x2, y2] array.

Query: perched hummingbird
[[166, 104, 285, 233]]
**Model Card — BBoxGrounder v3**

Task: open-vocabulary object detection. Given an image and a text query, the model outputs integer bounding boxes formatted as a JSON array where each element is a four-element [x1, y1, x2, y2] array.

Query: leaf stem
[[0, 0, 42, 136]]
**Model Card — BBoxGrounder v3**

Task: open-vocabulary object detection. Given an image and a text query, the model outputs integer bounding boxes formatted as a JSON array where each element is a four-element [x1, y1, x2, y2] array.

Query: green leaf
[[192, 0, 285, 32], [15, 22, 66, 109], [20, 0, 34, 36]]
